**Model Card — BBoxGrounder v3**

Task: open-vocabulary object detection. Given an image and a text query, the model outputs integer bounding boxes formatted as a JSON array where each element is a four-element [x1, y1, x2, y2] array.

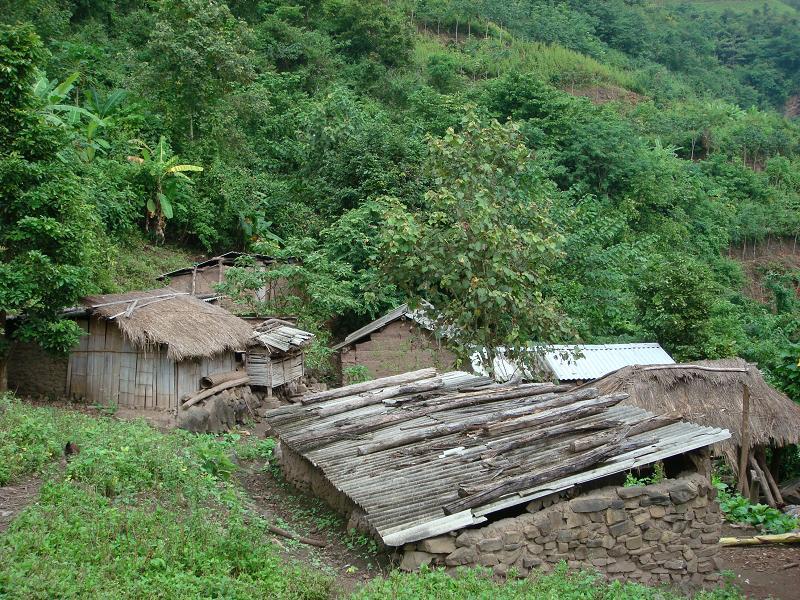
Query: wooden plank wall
[[176, 353, 236, 401], [66, 316, 236, 409], [246, 352, 304, 388]]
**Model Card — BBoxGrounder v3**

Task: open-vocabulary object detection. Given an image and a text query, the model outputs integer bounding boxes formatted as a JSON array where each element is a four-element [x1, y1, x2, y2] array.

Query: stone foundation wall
[[277, 441, 366, 527], [401, 473, 723, 587]]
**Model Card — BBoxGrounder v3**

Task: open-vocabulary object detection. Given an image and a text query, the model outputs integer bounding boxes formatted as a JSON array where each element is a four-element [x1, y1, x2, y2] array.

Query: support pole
[[737, 384, 751, 495]]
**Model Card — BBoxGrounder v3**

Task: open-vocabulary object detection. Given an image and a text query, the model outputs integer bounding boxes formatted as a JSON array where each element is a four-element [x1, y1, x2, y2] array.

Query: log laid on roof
[[290, 382, 570, 451], [444, 434, 630, 514], [301, 368, 437, 404], [356, 390, 623, 456], [312, 377, 444, 418]]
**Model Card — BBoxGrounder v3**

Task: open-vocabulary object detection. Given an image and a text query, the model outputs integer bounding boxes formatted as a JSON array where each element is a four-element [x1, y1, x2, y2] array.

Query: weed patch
[[713, 476, 798, 534], [0, 396, 331, 599], [352, 563, 743, 600]]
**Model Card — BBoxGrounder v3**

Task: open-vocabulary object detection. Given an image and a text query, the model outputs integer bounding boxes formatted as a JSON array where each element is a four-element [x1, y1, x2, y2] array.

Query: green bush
[[713, 476, 798, 534]]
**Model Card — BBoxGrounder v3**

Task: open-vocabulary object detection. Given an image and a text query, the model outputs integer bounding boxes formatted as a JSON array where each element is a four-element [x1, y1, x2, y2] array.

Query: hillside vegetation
[[2, 0, 800, 393]]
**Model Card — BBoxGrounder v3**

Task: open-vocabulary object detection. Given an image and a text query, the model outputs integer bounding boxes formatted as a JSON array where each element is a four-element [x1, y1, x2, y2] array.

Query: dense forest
[[3, 0, 800, 396]]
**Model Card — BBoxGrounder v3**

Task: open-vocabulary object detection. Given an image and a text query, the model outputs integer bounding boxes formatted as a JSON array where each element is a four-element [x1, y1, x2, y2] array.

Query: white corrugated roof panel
[[543, 343, 674, 381]]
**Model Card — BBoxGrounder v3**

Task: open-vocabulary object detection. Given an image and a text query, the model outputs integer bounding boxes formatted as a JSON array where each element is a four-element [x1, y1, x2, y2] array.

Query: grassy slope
[[106, 240, 202, 293], [0, 396, 745, 599]]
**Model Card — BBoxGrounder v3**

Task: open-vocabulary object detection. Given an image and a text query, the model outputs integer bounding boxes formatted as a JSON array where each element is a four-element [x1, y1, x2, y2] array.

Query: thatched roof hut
[[7, 288, 254, 412], [590, 358, 800, 465], [84, 289, 253, 360]]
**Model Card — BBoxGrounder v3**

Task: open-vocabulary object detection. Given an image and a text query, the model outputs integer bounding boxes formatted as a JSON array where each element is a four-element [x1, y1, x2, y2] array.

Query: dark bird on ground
[[64, 441, 80, 459]]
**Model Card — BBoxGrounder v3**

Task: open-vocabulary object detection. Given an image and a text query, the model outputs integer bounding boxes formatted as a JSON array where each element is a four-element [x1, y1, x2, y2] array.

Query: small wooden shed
[[7, 289, 253, 411], [246, 319, 314, 391]]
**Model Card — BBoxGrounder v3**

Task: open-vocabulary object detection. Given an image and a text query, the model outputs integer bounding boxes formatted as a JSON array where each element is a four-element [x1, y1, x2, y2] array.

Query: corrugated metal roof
[[542, 343, 675, 381], [267, 370, 728, 547]]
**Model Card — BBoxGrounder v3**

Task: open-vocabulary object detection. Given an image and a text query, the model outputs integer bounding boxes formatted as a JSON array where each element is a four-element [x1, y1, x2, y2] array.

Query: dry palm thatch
[[84, 289, 253, 360], [590, 358, 800, 465]]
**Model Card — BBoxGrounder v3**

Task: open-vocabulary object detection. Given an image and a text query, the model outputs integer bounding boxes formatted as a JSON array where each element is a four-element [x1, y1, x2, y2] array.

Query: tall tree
[[0, 25, 103, 390], [382, 114, 571, 376], [141, 0, 255, 141]]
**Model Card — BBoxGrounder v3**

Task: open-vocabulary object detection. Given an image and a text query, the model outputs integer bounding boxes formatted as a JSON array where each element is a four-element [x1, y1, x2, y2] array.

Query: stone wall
[[178, 385, 271, 433], [7, 341, 69, 397], [339, 320, 456, 382], [400, 473, 723, 588], [276, 441, 366, 525]]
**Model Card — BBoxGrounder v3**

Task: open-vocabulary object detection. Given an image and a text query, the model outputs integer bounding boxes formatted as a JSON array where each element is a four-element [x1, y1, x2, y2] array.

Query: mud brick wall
[[7, 341, 68, 397], [339, 320, 456, 381], [400, 473, 723, 588]]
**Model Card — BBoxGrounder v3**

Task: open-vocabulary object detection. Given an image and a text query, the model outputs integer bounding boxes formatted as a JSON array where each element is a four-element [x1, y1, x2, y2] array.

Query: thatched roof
[[83, 289, 253, 360], [590, 359, 800, 462]]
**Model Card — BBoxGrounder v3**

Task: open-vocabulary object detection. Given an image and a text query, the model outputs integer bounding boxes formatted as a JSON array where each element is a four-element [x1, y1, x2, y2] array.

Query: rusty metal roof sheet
[[266, 370, 728, 547]]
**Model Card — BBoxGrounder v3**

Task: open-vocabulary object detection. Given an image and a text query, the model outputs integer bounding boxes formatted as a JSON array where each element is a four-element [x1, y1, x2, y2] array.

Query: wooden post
[[750, 455, 776, 507], [756, 448, 784, 505], [748, 469, 759, 503], [737, 384, 751, 495], [191, 266, 197, 296]]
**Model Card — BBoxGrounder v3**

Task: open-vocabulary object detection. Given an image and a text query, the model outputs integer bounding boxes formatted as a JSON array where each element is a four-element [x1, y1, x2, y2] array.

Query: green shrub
[[713, 476, 798, 534]]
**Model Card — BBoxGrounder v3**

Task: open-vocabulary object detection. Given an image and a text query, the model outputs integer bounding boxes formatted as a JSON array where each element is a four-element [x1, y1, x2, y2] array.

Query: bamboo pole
[[720, 533, 800, 546], [200, 370, 245, 389], [737, 384, 751, 495]]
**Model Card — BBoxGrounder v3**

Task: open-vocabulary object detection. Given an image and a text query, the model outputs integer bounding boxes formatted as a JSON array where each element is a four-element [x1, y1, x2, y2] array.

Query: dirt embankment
[[728, 237, 800, 305], [786, 95, 800, 120]]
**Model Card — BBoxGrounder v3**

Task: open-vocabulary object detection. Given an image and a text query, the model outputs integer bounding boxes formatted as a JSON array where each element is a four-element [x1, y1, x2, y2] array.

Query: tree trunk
[[455, 19, 459, 43], [0, 310, 7, 393]]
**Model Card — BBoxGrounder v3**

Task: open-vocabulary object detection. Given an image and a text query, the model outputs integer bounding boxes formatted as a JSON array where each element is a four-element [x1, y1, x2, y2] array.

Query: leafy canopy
[[382, 114, 572, 373]]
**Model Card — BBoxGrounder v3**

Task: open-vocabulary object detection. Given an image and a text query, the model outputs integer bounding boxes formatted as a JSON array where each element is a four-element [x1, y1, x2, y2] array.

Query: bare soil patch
[[237, 459, 393, 596], [0, 476, 43, 534], [718, 524, 800, 600]]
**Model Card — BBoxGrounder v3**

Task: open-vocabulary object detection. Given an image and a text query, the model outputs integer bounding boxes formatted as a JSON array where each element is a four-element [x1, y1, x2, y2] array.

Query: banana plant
[[33, 72, 130, 162], [32, 71, 82, 125], [128, 137, 203, 243]]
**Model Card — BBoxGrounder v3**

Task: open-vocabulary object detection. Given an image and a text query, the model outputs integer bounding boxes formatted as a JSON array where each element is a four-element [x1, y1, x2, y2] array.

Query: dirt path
[[0, 476, 43, 534], [237, 459, 393, 596], [718, 525, 800, 600]]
